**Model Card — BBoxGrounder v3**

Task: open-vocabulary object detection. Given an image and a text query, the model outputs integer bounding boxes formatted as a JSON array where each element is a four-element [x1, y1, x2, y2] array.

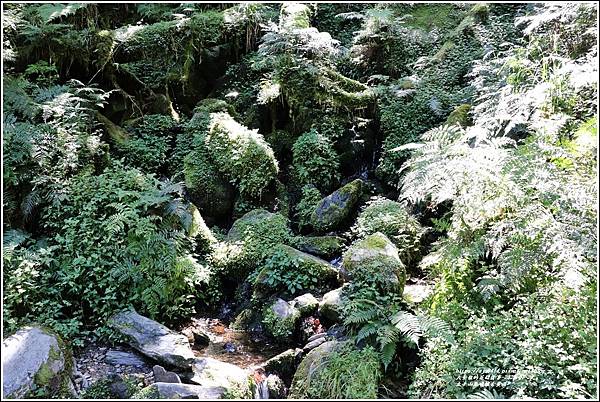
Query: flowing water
[[254, 379, 269, 399]]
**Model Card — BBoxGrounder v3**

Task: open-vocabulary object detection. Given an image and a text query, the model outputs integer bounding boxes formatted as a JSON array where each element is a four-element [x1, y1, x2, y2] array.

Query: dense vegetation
[[2, 2, 598, 399]]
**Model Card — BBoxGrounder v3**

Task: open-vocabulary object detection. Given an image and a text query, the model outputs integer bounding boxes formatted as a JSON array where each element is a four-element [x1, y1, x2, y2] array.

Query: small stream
[[185, 317, 286, 369]]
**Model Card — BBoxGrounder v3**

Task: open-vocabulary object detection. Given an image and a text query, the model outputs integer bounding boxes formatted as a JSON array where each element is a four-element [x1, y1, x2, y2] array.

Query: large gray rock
[[135, 382, 226, 399], [2, 326, 70, 398], [342, 232, 406, 294], [108, 309, 194, 369], [311, 179, 363, 232], [318, 286, 345, 323], [189, 357, 249, 392]]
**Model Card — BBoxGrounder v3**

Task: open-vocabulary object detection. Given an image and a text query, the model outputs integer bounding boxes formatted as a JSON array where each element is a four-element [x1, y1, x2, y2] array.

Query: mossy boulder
[[291, 129, 340, 192], [342, 232, 407, 295], [280, 3, 312, 30], [262, 348, 303, 382], [262, 298, 301, 340], [2, 326, 72, 398], [253, 245, 341, 299], [217, 209, 293, 279], [290, 341, 381, 399], [318, 286, 345, 323], [294, 235, 346, 259], [353, 197, 424, 267], [184, 144, 235, 221], [288, 340, 340, 398], [227, 209, 290, 242], [290, 293, 319, 316], [311, 179, 364, 233], [205, 112, 278, 198]]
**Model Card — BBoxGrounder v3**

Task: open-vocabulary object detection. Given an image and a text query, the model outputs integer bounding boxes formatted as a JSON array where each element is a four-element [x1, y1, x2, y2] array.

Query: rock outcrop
[[108, 309, 195, 369], [2, 326, 72, 398]]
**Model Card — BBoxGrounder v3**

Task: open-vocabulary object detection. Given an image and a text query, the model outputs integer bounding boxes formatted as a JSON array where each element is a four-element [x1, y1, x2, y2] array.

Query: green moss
[[205, 112, 279, 198], [187, 203, 217, 251], [183, 138, 234, 219], [445, 104, 472, 127], [291, 129, 340, 192], [231, 308, 259, 330], [311, 179, 363, 233], [280, 3, 312, 30], [342, 232, 407, 295], [29, 327, 73, 398], [262, 301, 300, 339], [353, 197, 424, 267], [213, 210, 293, 279], [293, 235, 345, 259]]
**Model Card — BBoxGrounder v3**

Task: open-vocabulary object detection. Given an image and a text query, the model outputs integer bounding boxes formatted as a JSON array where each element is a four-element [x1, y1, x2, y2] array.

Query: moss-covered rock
[[290, 341, 381, 399], [280, 3, 313, 30], [2, 326, 72, 398], [291, 129, 340, 192], [214, 209, 293, 280], [262, 348, 303, 382], [205, 112, 278, 198], [290, 293, 319, 316], [184, 142, 235, 221], [311, 179, 364, 233], [262, 298, 301, 340], [288, 340, 340, 398], [318, 286, 345, 323], [342, 232, 406, 295], [253, 245, 341, 299], [294, 235, 346, 259], [353, 196, 424, 267]]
